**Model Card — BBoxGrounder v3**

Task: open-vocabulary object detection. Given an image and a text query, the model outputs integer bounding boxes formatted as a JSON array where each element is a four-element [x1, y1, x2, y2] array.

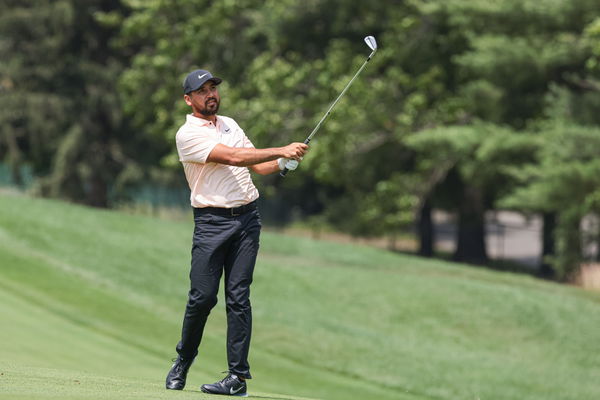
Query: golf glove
[[278, 158, 299, 171]]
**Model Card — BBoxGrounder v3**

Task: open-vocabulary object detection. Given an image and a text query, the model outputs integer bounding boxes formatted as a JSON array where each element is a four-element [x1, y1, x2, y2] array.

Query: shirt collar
[[186, 113, 218, 127]]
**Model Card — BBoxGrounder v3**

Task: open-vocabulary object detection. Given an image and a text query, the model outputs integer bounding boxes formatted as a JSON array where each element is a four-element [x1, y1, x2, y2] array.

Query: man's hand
[[280, 142, 308, 160], [278, 158, 299, 171]]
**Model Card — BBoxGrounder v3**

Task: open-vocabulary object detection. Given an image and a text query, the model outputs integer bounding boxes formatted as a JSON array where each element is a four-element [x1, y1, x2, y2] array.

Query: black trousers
[[176, 203, 260, 379]]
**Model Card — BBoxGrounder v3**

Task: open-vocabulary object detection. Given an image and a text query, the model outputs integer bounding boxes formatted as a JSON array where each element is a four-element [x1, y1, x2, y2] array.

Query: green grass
[[1, 193, 600, 400]]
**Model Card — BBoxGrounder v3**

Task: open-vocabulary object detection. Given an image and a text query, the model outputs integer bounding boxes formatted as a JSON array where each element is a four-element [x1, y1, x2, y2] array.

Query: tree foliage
[[0, 0, 146, 206], [2, 0, 600, 278]]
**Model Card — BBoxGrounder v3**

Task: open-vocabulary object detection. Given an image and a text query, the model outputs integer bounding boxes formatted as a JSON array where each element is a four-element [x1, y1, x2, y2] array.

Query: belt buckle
[[230, 207, 241, 217]]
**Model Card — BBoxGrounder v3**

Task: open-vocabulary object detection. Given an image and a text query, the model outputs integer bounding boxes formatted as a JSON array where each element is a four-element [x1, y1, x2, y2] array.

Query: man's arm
[[206, 143, 307, 167], [249, 158, 301, 175], [249, 160, 281, 175]]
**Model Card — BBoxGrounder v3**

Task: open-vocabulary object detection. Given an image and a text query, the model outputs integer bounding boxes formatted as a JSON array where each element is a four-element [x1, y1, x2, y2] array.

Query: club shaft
[[280, 45, 377, 178], [306, 50, 376, 142]]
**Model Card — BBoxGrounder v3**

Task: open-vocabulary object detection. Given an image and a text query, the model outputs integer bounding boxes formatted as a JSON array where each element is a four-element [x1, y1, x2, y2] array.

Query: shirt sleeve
[[176, 129, 219, 164], [240, 128, 255, 149]]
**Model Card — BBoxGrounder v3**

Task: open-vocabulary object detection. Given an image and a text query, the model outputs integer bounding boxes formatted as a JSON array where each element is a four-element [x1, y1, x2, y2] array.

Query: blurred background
[[2, 0, 600, 283]]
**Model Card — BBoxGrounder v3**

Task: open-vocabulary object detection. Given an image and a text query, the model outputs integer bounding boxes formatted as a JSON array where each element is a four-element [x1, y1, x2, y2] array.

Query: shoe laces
[[219, 371, 240, 385], [172, 357, 191, 373], [171, 359, 182, 373]]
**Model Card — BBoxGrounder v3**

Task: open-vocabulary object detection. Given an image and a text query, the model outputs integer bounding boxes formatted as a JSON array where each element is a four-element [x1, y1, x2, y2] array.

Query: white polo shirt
[[176, 114, 259, 208]]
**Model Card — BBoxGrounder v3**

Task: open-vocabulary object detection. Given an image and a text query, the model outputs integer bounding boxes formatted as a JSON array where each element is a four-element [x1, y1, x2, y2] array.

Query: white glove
[[277, 158, 299, 171]]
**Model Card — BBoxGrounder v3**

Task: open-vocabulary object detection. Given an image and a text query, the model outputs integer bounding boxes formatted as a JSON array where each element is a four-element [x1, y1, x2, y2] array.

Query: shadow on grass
[[186, 389, 312, 400]]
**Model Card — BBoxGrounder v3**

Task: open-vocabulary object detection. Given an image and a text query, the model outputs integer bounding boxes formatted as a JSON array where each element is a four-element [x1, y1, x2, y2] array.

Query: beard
[[199, 98, 219, 116]]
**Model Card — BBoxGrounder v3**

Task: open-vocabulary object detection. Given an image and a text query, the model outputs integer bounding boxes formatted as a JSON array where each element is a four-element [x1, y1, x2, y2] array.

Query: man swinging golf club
[[165, 69, 308, 396]]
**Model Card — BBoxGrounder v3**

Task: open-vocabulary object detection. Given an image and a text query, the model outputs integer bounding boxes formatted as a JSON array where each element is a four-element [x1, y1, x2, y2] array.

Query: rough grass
[[1, 193, 599, 400]]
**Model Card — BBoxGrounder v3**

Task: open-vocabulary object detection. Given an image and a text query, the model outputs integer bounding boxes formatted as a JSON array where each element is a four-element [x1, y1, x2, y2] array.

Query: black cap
[[183, 69, 222, 94]]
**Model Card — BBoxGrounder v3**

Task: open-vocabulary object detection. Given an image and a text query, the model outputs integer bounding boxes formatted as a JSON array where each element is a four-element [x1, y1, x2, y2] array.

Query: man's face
[[185, 81, 220, 116]]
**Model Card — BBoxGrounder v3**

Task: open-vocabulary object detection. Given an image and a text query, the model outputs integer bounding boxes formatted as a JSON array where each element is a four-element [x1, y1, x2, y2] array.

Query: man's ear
[[184, 94, 192, 106]]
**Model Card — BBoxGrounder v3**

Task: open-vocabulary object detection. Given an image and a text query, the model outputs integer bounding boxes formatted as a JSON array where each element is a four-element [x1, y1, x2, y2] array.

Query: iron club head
[[364, 36, 377, 51]]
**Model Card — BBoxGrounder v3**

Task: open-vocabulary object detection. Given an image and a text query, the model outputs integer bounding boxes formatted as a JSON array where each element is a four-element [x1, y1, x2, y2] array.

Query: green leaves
[[2, 0, 600, 275], [500, 123, 600, 278]]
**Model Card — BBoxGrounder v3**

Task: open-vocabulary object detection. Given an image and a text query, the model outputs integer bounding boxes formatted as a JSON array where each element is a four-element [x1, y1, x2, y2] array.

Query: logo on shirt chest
[[218, 127, 244, 148], [220, 122, 231, 134]]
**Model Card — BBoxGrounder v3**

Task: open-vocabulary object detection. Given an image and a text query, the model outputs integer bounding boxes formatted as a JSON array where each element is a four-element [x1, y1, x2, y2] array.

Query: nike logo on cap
[[198, 73, 208, 80]]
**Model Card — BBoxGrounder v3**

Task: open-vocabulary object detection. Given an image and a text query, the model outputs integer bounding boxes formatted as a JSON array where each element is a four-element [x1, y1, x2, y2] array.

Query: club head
[[364, 36, 377, 51]]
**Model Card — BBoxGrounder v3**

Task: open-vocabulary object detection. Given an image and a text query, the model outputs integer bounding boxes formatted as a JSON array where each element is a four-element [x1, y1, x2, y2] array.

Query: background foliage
[[2, 0, 600, 280]]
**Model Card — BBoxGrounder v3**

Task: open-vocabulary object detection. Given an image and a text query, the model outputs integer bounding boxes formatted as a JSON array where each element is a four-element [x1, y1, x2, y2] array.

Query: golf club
[[280, 35, 378, 177]]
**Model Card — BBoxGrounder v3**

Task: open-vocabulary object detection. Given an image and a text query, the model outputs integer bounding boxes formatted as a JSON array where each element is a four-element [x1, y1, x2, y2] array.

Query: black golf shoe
[[201, 373, 248, 397], [165, 356, 194, 390]]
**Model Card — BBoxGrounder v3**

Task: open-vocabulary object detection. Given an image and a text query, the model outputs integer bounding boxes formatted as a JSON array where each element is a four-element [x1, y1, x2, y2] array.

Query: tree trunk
[[6, 128, 23, 186], [387, 234, 397, 252], [595, 215, 600, 262], [540, 212, 556, 279], [86, 171, 109, 208], [556, 211, 582, 281], [418, 198, 434, 257], [453, 184, 488, 264]]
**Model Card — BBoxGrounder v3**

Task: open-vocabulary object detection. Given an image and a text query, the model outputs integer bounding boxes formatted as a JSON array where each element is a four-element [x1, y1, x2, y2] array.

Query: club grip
[[279, 138, 311, 178]]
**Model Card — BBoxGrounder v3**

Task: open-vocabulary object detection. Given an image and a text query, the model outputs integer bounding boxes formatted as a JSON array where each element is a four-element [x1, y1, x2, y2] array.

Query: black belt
[[194, 200, 257, 217]]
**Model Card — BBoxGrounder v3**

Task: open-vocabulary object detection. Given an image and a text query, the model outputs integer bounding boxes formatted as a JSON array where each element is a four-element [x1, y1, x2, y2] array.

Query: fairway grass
[[0, 365, 314, 400], [1, 193, 600, 400]]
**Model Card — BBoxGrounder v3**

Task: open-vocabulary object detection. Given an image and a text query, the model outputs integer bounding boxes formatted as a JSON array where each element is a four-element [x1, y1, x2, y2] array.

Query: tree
[[502, 121, 600, 280], [397, 0, 600, 266], [500, 14, 600, 280], [405, 124, 537, 264], [0, 0, 73, 185], [115, 0, 600, 277], [117, 0, 422, 229], [0, 0, 143, 207]]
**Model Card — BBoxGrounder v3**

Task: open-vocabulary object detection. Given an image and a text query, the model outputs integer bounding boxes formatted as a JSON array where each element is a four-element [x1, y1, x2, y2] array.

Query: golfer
[[166, 69, 308, 396]]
